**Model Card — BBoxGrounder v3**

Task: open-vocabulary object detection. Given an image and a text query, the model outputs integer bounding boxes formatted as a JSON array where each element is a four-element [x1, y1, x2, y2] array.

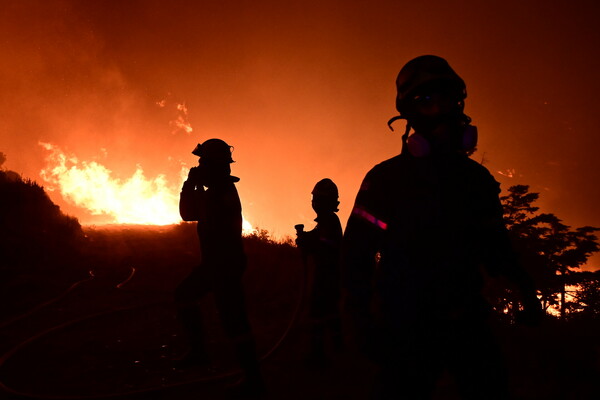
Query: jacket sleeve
[[298, 218, 342, 257], [179, 180, 205, 221], [342, 171, 385, 335]]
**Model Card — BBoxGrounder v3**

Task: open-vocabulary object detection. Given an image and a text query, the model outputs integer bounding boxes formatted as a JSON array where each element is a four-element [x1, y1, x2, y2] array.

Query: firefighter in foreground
[[295, 179, 343, 366], [176, 138, 265, 397], [343, 55, 542, 399]]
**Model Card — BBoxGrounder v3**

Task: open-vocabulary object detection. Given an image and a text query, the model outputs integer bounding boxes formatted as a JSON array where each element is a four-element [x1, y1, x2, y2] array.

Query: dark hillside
[[0, 170, 84, 271], [0, 170, 86, 319]]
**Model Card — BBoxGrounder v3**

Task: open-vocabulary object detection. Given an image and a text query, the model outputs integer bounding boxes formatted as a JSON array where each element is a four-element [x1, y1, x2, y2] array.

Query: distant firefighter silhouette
[[176, 138, 265, 397], [295, 178, 343, 366], [343, 56, 542, 399]]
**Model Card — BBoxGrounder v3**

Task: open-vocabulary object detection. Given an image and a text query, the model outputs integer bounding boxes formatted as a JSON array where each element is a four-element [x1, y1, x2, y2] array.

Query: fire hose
[[0, 270, 96, 330], [0, 255, 308, 399]]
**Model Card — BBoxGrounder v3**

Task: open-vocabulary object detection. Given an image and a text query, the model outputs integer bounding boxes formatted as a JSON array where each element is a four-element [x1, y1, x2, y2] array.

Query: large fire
[[39, 142, 254, 233]]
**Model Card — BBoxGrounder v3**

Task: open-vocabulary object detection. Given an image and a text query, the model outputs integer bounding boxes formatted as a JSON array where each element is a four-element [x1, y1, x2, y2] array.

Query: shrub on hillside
[[0, 169, 84, 279]]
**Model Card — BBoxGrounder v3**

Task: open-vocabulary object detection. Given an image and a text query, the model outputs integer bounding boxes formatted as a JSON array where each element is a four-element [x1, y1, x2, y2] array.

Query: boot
[[330, 316, 344, 353], [305, 322, 328, 368], [228, 338, 266, 398], [174, 305, 209, 369]]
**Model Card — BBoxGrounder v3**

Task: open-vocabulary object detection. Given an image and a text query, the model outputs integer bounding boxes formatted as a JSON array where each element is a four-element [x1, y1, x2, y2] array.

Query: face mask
[[406, 124, 478, 157]]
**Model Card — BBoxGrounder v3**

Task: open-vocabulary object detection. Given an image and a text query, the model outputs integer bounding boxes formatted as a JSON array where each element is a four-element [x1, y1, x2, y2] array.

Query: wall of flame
[[39, 142, 254, 234]]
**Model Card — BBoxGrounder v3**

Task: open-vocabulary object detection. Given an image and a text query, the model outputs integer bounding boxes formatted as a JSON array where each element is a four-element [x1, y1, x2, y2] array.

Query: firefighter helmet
[[192, 138, 234, 163], [394, 55, 466, 115], [312, 178, 339, 200]]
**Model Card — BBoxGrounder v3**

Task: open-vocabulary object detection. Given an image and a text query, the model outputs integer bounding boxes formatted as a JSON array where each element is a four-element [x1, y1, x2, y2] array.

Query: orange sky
[[1, 1, 599, 265]]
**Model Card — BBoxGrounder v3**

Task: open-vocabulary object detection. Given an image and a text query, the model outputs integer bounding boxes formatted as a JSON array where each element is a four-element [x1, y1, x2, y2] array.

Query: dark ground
[[0, 225, 599, 400], [0, 273, 373, 400]]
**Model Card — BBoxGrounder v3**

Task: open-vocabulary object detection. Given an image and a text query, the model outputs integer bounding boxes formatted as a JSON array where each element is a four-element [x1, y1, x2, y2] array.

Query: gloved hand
[[181, 166, 206, 192], [187, 166, 204, 184], [295, 231, 306, 248]]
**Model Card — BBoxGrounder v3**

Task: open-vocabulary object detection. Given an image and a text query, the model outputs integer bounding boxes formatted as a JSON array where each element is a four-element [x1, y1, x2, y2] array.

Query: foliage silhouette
[[565, 270, 600, 319], [498, 185, 599, 320]]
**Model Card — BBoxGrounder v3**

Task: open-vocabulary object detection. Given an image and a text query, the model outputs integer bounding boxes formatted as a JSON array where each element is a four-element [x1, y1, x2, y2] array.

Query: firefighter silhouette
[[343, 56, 543, 399], [295, 178, 343, 366], [176, 138, 265, 397]]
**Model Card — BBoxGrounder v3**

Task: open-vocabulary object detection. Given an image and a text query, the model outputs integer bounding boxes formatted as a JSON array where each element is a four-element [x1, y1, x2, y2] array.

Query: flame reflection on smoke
[[39, 142, 254, 233]]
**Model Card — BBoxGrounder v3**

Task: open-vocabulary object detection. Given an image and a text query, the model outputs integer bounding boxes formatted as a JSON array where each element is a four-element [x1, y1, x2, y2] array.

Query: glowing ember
[[39, 142, 254, 233], [497, 168, 516, 178]]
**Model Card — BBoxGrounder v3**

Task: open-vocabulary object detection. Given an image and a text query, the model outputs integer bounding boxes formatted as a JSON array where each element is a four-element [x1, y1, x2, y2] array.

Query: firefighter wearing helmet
[[295, 178, 343, 366], [343, 56, 542, 399], [176, 138, 265, 397]]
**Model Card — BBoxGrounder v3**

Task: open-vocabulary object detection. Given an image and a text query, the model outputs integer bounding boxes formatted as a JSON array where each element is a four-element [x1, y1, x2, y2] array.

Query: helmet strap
[[387, 115, 404, 131], [401, 123, 412, 155]]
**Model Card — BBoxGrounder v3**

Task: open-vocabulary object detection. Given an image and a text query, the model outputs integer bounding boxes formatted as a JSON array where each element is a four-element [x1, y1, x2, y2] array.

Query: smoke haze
[[1, 1, 599, 266]]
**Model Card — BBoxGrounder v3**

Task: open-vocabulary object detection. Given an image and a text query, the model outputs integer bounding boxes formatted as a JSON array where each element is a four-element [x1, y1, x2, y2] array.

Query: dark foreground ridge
[[0, 223, 598, 399]]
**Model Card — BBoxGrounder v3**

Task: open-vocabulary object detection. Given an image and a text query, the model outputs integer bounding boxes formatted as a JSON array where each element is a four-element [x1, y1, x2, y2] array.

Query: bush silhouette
[[0, 170, 84, 281]]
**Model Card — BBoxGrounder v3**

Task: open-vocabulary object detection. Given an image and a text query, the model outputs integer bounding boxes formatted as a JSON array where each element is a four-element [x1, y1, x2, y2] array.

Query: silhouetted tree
[[567, 270, 600, 319], [500, 185, 599, 319]]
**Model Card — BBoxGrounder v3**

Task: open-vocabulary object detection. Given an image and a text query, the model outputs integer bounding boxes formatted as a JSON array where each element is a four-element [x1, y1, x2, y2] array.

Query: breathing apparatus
[[387, 55, 478, 157]]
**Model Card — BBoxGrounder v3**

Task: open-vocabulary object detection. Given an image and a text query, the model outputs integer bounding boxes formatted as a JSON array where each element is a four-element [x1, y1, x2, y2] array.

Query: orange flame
[[39, 142, 254, 233]]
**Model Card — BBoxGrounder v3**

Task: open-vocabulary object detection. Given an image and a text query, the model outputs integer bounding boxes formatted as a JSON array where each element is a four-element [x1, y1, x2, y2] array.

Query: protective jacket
[[344, 151, 535, 330], [299, 212, 343, 317], [301, 213, 343, 272], [179, 177, 245, 268]]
